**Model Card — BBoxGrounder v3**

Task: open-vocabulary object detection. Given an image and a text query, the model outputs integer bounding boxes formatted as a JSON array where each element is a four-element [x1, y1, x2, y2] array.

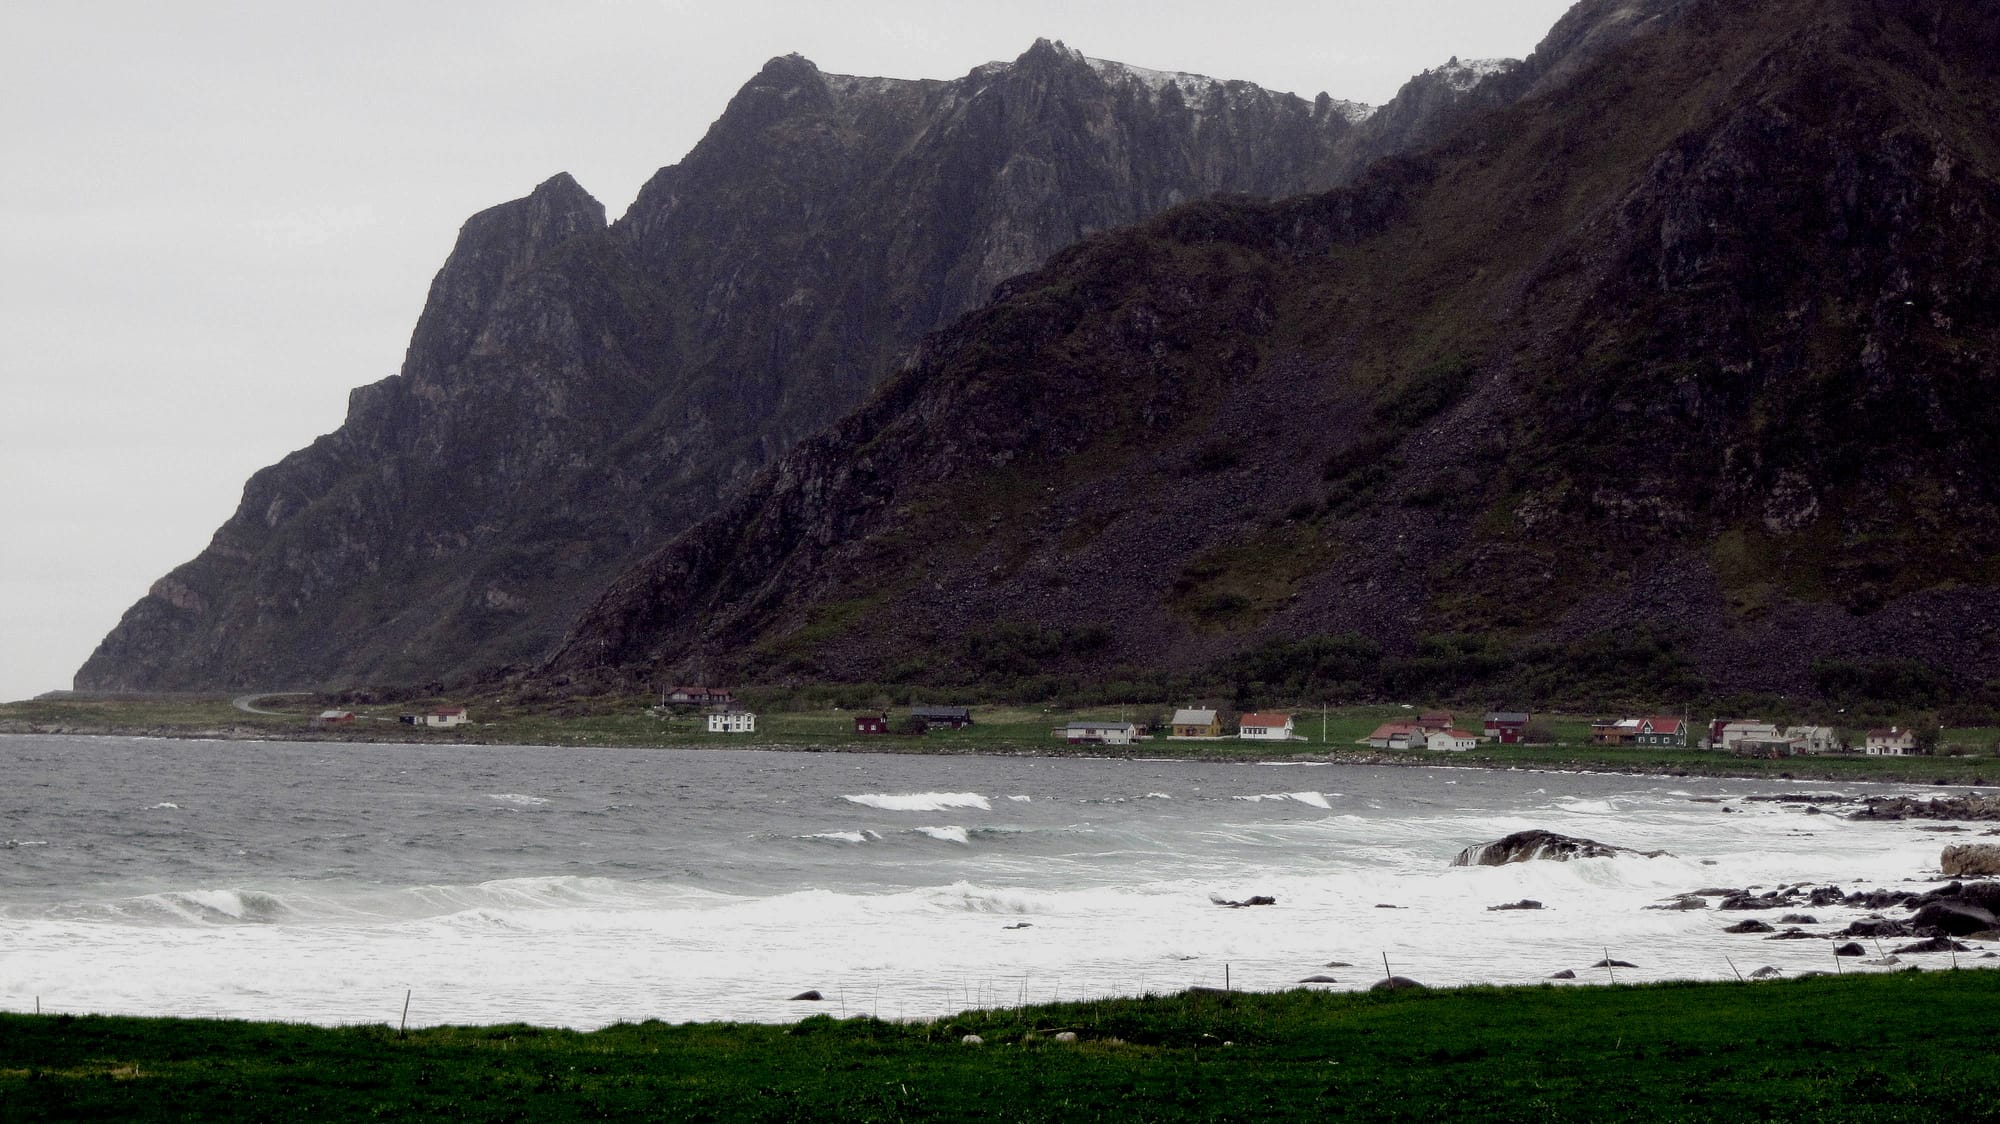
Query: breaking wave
[[843, 792, 991, 812]]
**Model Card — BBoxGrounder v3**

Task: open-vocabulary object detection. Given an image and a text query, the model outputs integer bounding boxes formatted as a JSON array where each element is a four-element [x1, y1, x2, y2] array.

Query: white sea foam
[[150, 802, 179, 810], [1007, 795, 1032, 803], [488, 793, 551, 807], [805, 831, 877, 845], [1557, 799, 1617, 815], [1235, 792, 1332, 809], [913, 826, 970, 845], [844, 792, 991, 812]]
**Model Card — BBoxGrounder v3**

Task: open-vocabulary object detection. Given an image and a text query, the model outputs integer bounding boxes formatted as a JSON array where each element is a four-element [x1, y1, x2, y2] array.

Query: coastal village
[[634, 688, 1952, 758]]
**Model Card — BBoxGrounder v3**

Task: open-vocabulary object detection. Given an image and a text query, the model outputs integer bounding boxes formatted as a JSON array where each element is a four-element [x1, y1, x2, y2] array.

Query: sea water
[[0, 734, 1984, 1028]]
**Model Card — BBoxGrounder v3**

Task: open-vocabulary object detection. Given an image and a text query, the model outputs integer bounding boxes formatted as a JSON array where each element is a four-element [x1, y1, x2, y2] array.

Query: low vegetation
[[5, 695, 1997, 784], [4, 972, 1998, 1120]]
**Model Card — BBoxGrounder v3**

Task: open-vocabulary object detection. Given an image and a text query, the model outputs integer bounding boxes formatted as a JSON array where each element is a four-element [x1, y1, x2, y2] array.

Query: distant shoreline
[[3, 720, 1993, 791]]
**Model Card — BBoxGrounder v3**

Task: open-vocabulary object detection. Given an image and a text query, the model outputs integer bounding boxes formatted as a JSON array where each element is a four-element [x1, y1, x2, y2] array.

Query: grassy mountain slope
[[551, 0, 2000, 707]]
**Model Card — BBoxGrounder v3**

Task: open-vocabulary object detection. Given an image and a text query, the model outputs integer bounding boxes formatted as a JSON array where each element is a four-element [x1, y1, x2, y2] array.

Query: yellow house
[[1170, 708, 1221, 738]]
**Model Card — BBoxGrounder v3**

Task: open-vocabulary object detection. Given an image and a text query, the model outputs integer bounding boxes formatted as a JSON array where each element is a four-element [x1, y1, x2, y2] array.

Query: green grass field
[[4, 972, 1998, 1121]]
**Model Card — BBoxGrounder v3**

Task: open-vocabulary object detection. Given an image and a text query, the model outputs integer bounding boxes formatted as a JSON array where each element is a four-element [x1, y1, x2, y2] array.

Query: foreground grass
[[4, 973, 1999, 1121]]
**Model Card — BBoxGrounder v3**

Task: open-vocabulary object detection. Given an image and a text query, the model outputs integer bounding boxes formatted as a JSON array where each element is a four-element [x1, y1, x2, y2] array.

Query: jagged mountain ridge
[[549, 0, 2000, 703], [77, 38, 1532, 692]]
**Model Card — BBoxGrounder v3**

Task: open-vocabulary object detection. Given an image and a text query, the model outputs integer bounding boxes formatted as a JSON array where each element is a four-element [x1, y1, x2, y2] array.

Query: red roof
[[1369, 722, 1424, 739], [1239, 713, 1291, 728], [1440, 729, 1480, 740], [1643, 717, 1682, 735]]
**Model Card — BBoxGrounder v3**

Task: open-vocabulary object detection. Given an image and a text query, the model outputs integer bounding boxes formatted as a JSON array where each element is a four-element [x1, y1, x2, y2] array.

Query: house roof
[[317, 710, 352, 719], [1063, 721, 1135, 732], [1239, 712, 1291, 728], [1172, 708, 1218, 725], [1368, 722, 1423, 739], [1642, 717, 1683, 734], [1437, 729, 1480, 740], [912, 705, 971, 719]]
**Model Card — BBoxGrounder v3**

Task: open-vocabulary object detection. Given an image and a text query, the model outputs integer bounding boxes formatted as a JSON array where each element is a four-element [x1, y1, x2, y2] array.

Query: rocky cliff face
[[79, 40, 1521, 691], [550, 0, 2000, 704]]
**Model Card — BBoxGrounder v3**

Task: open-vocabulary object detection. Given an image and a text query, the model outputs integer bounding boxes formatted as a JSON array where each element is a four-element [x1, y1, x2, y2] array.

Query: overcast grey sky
[[0, 0, 1577, 702]]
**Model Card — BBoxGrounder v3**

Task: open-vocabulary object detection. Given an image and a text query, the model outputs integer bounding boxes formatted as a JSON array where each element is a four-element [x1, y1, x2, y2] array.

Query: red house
[[1483, 712, 1529, 744], [854, 713, 887, 735]]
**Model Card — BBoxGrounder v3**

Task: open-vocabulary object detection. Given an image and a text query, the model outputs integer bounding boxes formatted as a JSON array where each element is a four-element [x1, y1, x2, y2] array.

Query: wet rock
[[1549, 969, 1577, 979], [1764, 928, 1820, 940], [1779, 914, 1819, 925], [1324, 961, 1355, 968], [789, 990, 824, 1001], [1647, 896, 1708, 911], [1724, 919, 1776, 934], [1720, 892, 1796, 911], [1833, 942, 1867, 957], [1003, 922, 1033, 929], [1749, 966, 1784, 979], [1298, 975, 1340, 983], [1211, 894, 1277, 908], [1840, 918, 1916, 938], [1892, 936, 1972, 954], [1371, 976, 1426, 991], [1451, 830, 1668, 867], [1911, 901, 1998, 936], [1374, 903, 1401, 909], [1487, 899, 1544, 911], [1589, 958, 1638, 969]]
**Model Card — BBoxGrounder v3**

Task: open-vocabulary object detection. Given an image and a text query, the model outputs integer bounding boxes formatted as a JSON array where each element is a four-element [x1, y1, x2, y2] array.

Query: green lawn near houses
[[4, 695, 1997, 783]]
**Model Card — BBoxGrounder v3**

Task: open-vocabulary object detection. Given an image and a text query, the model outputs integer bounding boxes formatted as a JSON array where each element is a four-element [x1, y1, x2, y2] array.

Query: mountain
[[549, 0, 2000, 708], [78, 40, 1520, 692]]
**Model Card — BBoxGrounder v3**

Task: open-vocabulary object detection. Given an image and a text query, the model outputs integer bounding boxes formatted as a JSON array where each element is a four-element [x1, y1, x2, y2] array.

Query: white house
[[707, 709, 757, 734], [425, 706, 469, 728], [1716, 721, 1779, 753], [1783, 726, 1841, 754], [1865, 727, 1919, 756], [1058, 720, 1138, 745], [1425, 729, 1480, 752], [1237, 712, 1296, 741]]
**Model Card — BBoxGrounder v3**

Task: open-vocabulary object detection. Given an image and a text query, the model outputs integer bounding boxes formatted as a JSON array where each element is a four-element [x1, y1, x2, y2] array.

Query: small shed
[[314, 710, 355, 726], [854, 713, 888, 735], [425, 707, 469, 729]]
